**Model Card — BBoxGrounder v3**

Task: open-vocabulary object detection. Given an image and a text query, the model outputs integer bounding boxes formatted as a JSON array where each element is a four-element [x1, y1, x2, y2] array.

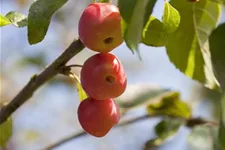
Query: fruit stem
[[66, 64, 83, 68]]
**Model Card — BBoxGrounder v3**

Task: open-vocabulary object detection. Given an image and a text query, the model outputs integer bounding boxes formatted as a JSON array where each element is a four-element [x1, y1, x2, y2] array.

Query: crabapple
[[80, 53, 127, 100], [77, 97, 120, 137], [78, 3, 123, 52]]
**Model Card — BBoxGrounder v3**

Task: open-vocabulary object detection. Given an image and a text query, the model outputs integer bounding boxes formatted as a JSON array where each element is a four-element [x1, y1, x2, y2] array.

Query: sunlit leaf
[[5, 11, 27, 27], [0, 14, 11, 27], [76, 81, 88, 101], [0, 117, 13, 147], [209, 23, 225, 91], [142, 16, 168, 47], [68, 73, 88, 101], [142, 1, 180, 47], [146, 92, 192, 119], [99, 0, 111, 2], [209, 0, 225, 5], [163, 1, 180, 33], [145, 118, 183, 149], [166, 0, 221, 90], [28, 0, 68, 44]]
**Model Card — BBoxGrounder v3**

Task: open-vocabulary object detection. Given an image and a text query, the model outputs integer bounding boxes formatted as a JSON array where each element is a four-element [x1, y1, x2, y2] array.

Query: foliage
[[118, 0, 157, 55], [146, 92, 192, 119], [0, 14, 11, 27], [145, 118, 183, 149], [166, 0, 221, 90], [1, 0, 225, 149], [0, 117, 13, 147], [76, 81, 88, 101], [0, 11, 27, 27], [209, 23, 225, 91], [142, 1, 180, 47], [28, 0, 68, 44], [98, 0, 111, 2]]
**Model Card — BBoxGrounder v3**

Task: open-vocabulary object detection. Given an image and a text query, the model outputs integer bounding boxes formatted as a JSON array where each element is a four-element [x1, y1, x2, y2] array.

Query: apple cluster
[[77, 2, 127, 137]]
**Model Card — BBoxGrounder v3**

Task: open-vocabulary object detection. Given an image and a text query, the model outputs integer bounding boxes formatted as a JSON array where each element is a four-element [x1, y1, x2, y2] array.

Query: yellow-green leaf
[[163, 1, 180, 33], [99, 0, 111, 2], [166, 0, 221, 90], [0, 117, 13, 147], [0, 14, 11, 27], [76, 81, 88, 101], [142, 16, 168, 47], [146, 92, 192, 119], [142, 2, 180, 47]]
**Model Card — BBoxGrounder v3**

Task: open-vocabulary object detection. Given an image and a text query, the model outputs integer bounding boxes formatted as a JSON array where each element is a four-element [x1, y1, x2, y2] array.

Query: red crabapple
[[77, 97, 120, 137], [78, 3, 123, 52], [80, 53, 127, 100]]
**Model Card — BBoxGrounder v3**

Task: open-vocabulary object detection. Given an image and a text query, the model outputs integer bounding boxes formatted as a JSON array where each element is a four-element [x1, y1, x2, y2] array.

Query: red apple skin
[[78, 3, 123, 52], [78, 97, 120, 137], [80, 53, 127, 100]]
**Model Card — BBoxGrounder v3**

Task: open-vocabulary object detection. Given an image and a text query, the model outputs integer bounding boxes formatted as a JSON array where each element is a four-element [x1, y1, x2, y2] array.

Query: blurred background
[[1, 0, 225, 150]]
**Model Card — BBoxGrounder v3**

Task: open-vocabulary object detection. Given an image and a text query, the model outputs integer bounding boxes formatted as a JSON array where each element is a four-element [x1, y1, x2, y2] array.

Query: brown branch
[[186, 117, 218, 128], [42, 115, 219, 150], [0, 39, 85, 124]]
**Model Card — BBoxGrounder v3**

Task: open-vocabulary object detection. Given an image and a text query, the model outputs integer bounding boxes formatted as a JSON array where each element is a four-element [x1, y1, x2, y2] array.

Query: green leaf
[[28, 0, 68, 44], [166, 0, 221, 90], [142, 2, 180, 47], [116, 84, 170, 109], [209, 23, 225, 91], [146, 92, 192, 119], [142, 16, 168, 47], [218, 94, 225, 149], [0, 14, 11, 27], [118, 0, 157, 54], [98, 0, 111, 2], [163, 1, 180, 33], [209, 0, 225, 5], [145, 118, 183, 149], [5, 11, 27, 27], [0, 117, 13, 147]]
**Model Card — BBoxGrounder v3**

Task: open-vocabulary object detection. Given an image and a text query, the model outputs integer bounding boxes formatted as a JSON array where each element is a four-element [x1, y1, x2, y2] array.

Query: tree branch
[[42, 115, 218, 150], [43, 115, 150, 150], [0, 39, 85, 124]]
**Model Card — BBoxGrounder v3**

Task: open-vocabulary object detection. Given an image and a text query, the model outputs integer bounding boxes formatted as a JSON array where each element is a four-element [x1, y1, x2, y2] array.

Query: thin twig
[[66, 64, 83, 68], [43, 114, 150, 150], [186, 117, 218, 128], [42, 115, 219, 150], [0, 39, 85, 124]]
